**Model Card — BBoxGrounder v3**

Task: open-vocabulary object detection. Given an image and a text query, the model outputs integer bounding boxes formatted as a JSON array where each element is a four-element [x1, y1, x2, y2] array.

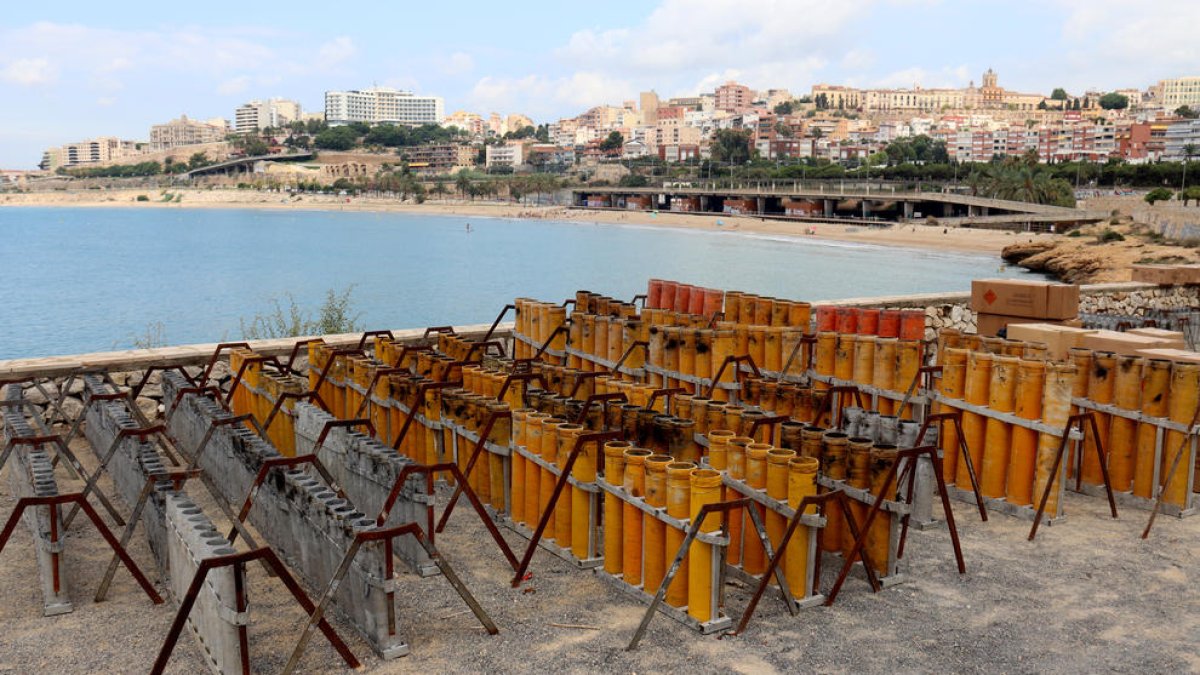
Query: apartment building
[[1164, 119, 1200, 160], [444, 111, 485, 136], [149, 115, 229, 150], [1160, 77, 1200, 109], [396, 144, 476, 174], [324, 87, 444, 126], [40, 136, 143, 170], [484, 142, 527, 169], [715, 81, 754, 113], [234, 98, 302, 133]]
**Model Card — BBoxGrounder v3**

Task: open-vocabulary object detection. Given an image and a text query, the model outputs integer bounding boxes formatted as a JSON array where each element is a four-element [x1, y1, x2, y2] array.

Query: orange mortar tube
[[956, 350, 993, 488], [665, 462, 695, 607], [569, 428, 600, 560], [747, 327, 767, 376], [521, 412, 548, 525], [694, 329, 714, 389], [679, 329, 697, 393], [1108, 356, 1143, 492], [873, 338, 898, 415], [603, 441, 630, 575], [815, 332, 837, 390], [1163, 362, 1199, 507], [766, 448, 796, 581], [607, 317, 625, 368], [594, 316, 610, 368], [511, 409, 531, 524], [726, 437, 752, 565], [866, 445, 898, 576], [581, 314, 597, 373], [981, 355, 1019, 499], [742, 443, 772, 574], [845, 438, 873, 562], [1134, 359, 1172, 498], [764, 327, 784, 373], [711, 329, 736, 402], [1006, 360, 1045, 506], [834, 333, 855, 382], [1082, 351, 1117, 486], [622, 448, 652, 585], [538, 418, 565, 542], [688, 468, 723, 622], [785, 456, 818, 600], [642, 455, 673, 594], [488, 402, 511, 512], [939, 348, 969, 483], [894, 340, 922, 418], [1033, 363, 1077, 517], [556, 423, 585, 549]]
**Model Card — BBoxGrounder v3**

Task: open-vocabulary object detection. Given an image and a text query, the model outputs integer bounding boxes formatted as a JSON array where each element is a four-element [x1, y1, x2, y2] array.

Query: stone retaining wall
[[162, 372, 407, 659]]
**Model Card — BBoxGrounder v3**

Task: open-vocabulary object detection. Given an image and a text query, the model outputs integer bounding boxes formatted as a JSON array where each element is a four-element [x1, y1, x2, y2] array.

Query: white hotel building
[[324, 87, 444, 126]]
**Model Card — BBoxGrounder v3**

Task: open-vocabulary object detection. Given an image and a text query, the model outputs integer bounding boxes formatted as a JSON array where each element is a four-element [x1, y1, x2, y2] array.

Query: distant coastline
[[1, 188, 1039, 256]]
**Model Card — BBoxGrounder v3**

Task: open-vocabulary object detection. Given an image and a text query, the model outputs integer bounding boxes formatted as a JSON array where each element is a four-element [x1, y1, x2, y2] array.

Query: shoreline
[[0, 188, 1052, 255]]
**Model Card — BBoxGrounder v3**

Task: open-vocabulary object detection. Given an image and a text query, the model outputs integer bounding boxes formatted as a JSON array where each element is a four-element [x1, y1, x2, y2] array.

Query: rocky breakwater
[[1002, 223, 1200, 284]]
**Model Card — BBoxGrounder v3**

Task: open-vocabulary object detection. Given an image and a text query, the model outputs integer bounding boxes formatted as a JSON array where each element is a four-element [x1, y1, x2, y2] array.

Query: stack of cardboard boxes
[[971, 278, 1082, 338]]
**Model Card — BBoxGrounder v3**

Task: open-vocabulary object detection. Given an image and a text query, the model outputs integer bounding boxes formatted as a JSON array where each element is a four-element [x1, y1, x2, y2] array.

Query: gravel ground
[[0, 431, 1197, 674]]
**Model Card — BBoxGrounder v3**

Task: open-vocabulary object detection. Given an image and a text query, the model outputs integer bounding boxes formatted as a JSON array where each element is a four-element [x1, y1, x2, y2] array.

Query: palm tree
[[1183, 143, 1197, 191], [455, 171, 472, 200]]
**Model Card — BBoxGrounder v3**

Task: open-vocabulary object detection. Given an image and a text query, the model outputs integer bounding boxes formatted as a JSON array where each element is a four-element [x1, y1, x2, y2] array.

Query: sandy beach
[[1, 188, 1050, 255]]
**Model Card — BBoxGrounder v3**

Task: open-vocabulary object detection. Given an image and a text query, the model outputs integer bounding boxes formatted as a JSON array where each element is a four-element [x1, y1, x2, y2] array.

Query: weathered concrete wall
[[81, 376, 244, 674], [1, 385, 71, 616], [292, 402, 435, 575], [162, 372, 407, 659]]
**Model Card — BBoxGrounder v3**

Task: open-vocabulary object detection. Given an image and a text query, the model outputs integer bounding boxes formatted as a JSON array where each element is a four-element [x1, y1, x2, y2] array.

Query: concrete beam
[[163, 372, 408, 659]]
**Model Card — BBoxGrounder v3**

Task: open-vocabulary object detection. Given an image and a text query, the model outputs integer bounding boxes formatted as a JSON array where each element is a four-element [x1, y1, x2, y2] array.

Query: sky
[[2, 0, 1198, 168]]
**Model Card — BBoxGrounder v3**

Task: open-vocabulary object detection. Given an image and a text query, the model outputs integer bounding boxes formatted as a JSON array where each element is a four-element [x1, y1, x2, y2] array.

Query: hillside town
[[5, 72, 1199, 193]]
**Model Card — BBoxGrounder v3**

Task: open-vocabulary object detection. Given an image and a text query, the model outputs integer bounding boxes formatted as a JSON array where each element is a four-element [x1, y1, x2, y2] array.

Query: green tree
[[314, 126, 358, 151], [1179, 186, 1200, 206], [1098, 92, 1129, 110], [710, 129, 754, 164], [535, 124, 550, 143], [1182, 143, 1197, 191], [1177, 106, 1199, 119], [773, 101, 794, 116], [599, 131, 624, 152], [187, 152, 211, 170], [1145, 187, 1174, 205], [1051, 88, 1069, 101]]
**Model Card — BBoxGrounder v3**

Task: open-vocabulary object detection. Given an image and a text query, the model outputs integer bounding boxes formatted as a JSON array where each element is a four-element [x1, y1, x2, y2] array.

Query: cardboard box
[[1079, 330, 1177, 356], [1006, 323, 1097, 361], [1137, 348, 1200, 364], [1131, 264, 1200, 286], [974, 313, 1082, 338], [1127, 327, 1187, 349], [971, 279, 1080, 320]]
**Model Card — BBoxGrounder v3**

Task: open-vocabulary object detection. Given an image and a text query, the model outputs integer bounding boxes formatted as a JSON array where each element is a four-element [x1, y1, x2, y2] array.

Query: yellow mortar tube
[[608, 316, 625, 368], [556, 423, 585, 549], [1164, 361, 1199, 507], [581, 314, 597, 373], [1134, 359, 1172, 499], [956, 350, 993, 488], [708, 430, 734, 471], [1108, 356, 1143, 492], [785, 456, 818, 600], [1033, 363, 1077, 517], [538, 418, 565, 541], [815, 332, 837, 389], [845, 437, 873, 561], [712, 329, 736, 402], [1066, 348, 1092, 478], [1081, 351, 1117, 486], [866, 445, 898, 576], [511, 409, 532, 524], [694, 329, 714, 390], [748, 327, 767, 375], [764, 327, 784, 373], [819, 432, 849, 553], [568, 311, 584, 370], [665, 462, 696, 607], [647, 325, 664, 387], [782, 328, 807, 379], [594, 316, 610, 368], [834, 333, 855, 382], [939, 347, 969, 484], [570, 427, 600, 560], [766, 448, 796, 581], [742, 443, 772, 575], [603, 441, 630, 576], [662, 327, 681, 390], [873, 338, 898, 416], [1006, 360, 1045, 506], [852, 335, 876, 392], [643, 454, 674, 594], [895, 340, 922, 418], [688, 468, 723, 623], [679, 328, 698, 393], [981, 355, 1019, 499], [487, 402, 510, 512], [726, 437, 752, 565], [622, 448, 652, 585]]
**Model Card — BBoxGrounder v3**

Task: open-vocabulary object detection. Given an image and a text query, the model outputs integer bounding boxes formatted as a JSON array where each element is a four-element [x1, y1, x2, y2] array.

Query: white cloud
[[96, 97, 116, 107], [1, 57, 57, 86], [468, 71, 633, 117], [217, 75, 252, 95], [441, 52, 474, 77], [869, 64, 970, 89], [317, 36, 357, 65], [1052, 0, 1200, 89]]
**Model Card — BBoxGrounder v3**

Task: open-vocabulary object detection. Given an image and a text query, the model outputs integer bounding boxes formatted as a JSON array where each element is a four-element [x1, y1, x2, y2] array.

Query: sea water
[[0, 207, 1032, 358]]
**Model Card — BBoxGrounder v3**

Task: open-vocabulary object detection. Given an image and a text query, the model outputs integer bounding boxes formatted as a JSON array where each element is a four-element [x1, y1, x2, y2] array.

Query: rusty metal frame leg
[[952, 414, 988, 521], [742, 499, 796, 608], [1084, 413, 1119, 519], [435, 412, 504, 531], [62, 432, 129, 528], [626, 507, 712, 651], [150, 547, 361, 675], [1143, 401, 1200, 539], [94, 478, 155, 602], [1029, 419, 1076, 541]]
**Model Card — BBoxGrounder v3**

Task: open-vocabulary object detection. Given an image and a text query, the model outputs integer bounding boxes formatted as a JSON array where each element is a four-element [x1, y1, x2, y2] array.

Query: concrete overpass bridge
[[183, 152, 313, 179], [571, 185, 1101, 230]]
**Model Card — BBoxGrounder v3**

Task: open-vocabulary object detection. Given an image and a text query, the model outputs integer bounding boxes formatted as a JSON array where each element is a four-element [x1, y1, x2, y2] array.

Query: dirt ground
[[0, 429, 1197, 674]]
